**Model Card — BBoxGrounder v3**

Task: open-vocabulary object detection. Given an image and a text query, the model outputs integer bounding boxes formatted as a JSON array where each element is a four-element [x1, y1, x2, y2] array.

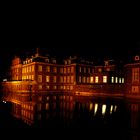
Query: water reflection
[[8, 94, 140, 139]]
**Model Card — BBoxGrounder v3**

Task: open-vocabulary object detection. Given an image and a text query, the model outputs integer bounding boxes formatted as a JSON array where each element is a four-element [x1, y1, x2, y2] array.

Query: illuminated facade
[[2, 49, 125, 103], [124, 55, 140, 97]]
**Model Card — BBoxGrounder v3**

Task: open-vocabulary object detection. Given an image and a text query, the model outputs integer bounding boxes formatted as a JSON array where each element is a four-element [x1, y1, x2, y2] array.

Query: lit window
[[64, 76, 66, 83], [67, 76, 70, 83], [29, 75, 31, 80], [45, 59, 49, 63], [31, 75, 34, 80], [46, 76, 50, 82], [90, 76, 94, 83], [89, 103, 93, 111], [71, 67, 74, 73], [46, 85, 50, 89], [38, 75, 42, 82], [60, 76, 63, 83], [103, 76, 107, 83], [60, 67, 63, 73], [115, 77, 118, 83], [53, 67, 57, 73], [70, 86, 73, 90], [64, 68, 66, 73], [132, 86, 139, 93], [79, 76, 81, 83], [98, 68, 102, 72], [53, 86, 57, 90], [67, 67, 70, 73], [122, 78, 124, 83], [52, 59, 56, 63], [84, 67, 86, 73], [38, 65, 42, 72], [71, 76, 74, 83], [94, 103, 98, 115], [111, 77, 114, 83], [82, 77, 86, 83], [53, 76, 57, 83], [132, 68, 139, 82], [38, 85, 42, 90], [102, 104, 106, 115], [46, 66, 50, 72], [119, 78, 121, 83], [46, 103, 49, 110], [87, 77, 90, 83], [79, 67, 82, 72], [95, 76, 99, 83], [32, 65, 34, 72]]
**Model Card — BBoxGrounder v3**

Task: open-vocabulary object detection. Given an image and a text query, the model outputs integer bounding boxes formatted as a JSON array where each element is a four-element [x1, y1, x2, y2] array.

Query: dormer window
[[45, 59, 49, 63], [64, 60, 67, 65], [135, 55, 139, 61], [52, 59, 56, 63]]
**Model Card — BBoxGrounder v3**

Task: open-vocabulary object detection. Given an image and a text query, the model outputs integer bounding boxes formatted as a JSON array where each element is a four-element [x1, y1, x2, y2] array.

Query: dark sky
[[0, 8, 140, 79]]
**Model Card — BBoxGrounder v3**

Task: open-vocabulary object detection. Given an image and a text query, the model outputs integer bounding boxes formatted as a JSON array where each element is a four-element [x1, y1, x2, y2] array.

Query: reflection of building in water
[[11, 95, 75, 126], [1, 48, 126, 104], [126, 103, 140, 140]]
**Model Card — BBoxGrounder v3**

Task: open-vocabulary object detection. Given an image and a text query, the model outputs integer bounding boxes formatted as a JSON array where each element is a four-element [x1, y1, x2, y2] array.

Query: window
[[71, 67, 74, 73], [53, 86, 57, 90], [31, 75, 34, 80], [71, 76, 74, 83], [98, 68, 102, 72], [45, 59, 49, 63], [46, 85, 50, 89], [103, 76, 107, 83], [32, 65, 34, 72], [38, 65, 42, 72], [87, 77, 90, 83], [119, 78, 121, 83], [60, 68, 63, 73], [46, 66, 50, 72], [38, 75, 42, 82], [95, 76, 99, 83], [67, 76, 70, 83], [46, 76, 50, 82], [52, 59, 56, 63], [64, 68, 66, 73], [115, 77, 118, 83], [122, 78, 124, 83], [29, 66, 31, 72], [70, 86, 73, 90], [88, 68, 90, 73], [111, 77, 114, 83], [79, 67, 82, 72], [64, 76, 66, 83], [132, 68, 139, 82], [132, 86, 139, 93], [38, 85, 42, 90], [84, 67, 86, 73], [90, 76, 94, 83], [46, 103, 49, 110], [60, 76, 63, 83], [79, 76, 81, 83], [53, 67, 57, 73], [83, 77, 86, 83], [53, 76, 57, 83], [67, 67, 70, 73]]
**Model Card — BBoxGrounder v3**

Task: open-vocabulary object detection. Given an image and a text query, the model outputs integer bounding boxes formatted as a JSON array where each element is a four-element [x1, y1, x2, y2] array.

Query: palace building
[[124, 55, 140, 98], [2, 48, 140, 104]]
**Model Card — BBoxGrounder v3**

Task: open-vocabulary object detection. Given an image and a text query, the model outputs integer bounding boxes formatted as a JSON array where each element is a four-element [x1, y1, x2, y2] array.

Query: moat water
[[0, 94, 140, 140]]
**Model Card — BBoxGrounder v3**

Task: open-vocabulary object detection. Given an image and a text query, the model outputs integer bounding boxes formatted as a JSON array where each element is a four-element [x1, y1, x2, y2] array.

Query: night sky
[[0, 9, 140, 80]]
